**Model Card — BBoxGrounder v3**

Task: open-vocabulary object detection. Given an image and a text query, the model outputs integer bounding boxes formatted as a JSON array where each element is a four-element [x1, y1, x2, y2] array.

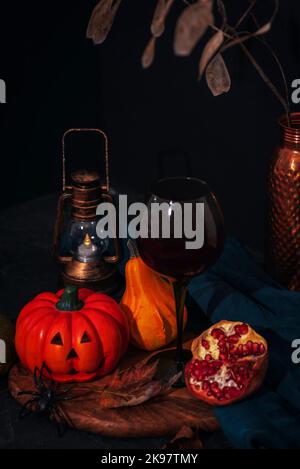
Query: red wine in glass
[[136, 177, 224, 386]]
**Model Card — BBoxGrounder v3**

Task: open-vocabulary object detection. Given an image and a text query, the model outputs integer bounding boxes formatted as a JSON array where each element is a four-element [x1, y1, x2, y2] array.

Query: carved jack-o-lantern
[[15, 286, 129, 383]]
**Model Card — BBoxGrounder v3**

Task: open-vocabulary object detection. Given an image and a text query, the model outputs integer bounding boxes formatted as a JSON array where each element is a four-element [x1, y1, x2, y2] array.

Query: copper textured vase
[[267, 113, 300, 291]]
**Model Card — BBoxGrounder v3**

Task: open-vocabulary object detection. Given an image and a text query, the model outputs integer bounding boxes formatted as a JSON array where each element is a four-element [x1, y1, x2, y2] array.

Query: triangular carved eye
[[51, 333, 63, 345], [81, 332, 91, 344]]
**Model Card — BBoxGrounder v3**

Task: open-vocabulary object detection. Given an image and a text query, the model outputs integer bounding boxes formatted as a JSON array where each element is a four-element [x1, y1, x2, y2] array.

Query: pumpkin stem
[[127, 239, 140, 259], [56, 285, 84, 311]]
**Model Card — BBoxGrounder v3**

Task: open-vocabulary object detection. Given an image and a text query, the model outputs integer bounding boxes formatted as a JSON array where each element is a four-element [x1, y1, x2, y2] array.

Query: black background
[[1, 0, 300, 250]]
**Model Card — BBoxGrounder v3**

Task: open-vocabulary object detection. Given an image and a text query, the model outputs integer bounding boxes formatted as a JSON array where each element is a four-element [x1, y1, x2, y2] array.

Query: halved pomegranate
[[185, 320, 268, 406]]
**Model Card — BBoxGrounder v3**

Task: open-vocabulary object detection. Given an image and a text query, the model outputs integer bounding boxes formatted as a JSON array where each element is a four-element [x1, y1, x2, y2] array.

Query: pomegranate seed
[[230, 388, 240, 398], [252, 342, 259, 354], [246, 341, 253, 353], [234, 325, 241, 335], [219, 352, 227, 361], [202, 339, 210, 350], [207, 391, 212, 396], [228, 335, 239, 344], [239, 324, 249, 335], [259, 343, 266, 354], [214, 390, 223, 400], [237, 344, 243, 355], [202, 381, 209, 391], [243, 344, 249, 354], [211, 328, 225, 340], [205, 354, 212, 361]]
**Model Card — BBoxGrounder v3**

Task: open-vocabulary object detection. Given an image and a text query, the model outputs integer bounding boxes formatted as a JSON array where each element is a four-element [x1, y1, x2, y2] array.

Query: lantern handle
[[62, 128, 110, 193], [53, 189, 73, 263]]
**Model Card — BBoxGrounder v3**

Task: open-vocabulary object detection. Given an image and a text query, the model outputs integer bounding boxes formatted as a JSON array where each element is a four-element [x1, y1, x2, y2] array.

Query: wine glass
[[136, 177, 224, 386]]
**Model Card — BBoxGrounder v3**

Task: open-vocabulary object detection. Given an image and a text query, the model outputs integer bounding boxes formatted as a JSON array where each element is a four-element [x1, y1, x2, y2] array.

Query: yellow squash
[[120, 241, 188, 351]]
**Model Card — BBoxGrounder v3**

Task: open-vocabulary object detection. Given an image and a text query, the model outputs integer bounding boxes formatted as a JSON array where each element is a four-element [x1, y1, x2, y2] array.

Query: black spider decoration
[[18, 363, 76, 435]]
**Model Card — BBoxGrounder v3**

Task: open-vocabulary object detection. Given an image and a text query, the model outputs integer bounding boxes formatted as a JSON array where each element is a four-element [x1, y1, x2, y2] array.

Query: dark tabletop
[[0, 193, 231, 449]]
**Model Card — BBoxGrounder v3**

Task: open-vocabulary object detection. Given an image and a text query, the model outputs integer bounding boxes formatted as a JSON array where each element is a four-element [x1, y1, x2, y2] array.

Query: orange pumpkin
[[120, 241, 188, 351], [16, 286, 129, 383]]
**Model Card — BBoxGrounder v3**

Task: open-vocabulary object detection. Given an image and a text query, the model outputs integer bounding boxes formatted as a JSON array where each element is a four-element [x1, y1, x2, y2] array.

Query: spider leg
[[55, 390, 92, 402], [33, 366, 45, 392], [54, 387, 73, 398], [51, 406, 69, 437], [57, 405, 75, 430], [19, 397, 39, 419], [18, 391, 40, 397]]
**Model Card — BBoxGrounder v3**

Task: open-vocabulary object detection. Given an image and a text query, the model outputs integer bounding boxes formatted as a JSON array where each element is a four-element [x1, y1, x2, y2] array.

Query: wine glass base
[[148, 348, 192, 389]]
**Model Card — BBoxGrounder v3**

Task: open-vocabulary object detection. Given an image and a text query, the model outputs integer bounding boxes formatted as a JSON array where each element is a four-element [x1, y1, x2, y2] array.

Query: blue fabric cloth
[[189, 238, 300, 449]]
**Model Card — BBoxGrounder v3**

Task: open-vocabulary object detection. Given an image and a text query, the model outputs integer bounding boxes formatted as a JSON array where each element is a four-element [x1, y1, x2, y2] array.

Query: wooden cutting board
[[9, 339, 219, 439]]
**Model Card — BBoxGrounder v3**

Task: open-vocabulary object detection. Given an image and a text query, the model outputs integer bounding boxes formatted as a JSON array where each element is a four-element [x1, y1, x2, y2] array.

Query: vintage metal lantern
[[53, 128, 122, 293]]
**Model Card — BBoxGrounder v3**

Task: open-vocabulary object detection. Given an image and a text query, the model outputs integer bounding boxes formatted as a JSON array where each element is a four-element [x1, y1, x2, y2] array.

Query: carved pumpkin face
[[15, 287, 129, 383]]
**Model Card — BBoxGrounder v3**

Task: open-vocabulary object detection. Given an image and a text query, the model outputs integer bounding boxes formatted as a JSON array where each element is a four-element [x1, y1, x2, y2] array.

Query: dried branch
[[250, 9, 291, 124], [221, 23, 271, 53], [234, 0, 257, 30], [239, 41, 288, 112], [217, 0, 227, 29], [87, 0, 289, 119]]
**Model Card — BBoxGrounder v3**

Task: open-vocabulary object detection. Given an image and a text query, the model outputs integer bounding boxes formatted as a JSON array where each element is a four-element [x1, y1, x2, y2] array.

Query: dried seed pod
[[142, 36, 157, 69], [87, 0, 122, 45], [174, 0, 214, 57], [151, 0, 174, 38], [205, 53, 231, 96], [199, 31, 224, 77]]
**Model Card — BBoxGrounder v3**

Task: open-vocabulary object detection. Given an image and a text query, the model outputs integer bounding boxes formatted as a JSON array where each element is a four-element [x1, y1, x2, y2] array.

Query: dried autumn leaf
[[174, 0, 214, 56], [142, 36, 157, 69], [162, 426, 204, 450], [199, 31, 224, 78], [86, 0, 122, 45], [206, 53, 231, 96], [99, 370, 181, 409], [109, 359, 159, 390], [151, 0, 174, 38], [99, 381, 160, 408]]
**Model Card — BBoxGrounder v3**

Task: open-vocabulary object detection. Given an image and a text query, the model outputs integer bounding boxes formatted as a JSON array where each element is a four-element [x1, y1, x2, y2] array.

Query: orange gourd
[[120, 241, 188, 351]]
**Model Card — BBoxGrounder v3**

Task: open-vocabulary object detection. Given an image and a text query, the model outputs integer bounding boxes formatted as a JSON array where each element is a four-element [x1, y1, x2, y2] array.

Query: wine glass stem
[[173, 279, 189, 366]]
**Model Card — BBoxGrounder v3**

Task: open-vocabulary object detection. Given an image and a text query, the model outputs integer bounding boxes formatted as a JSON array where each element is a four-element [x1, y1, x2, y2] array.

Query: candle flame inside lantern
[[76, 233, 100, 262]]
